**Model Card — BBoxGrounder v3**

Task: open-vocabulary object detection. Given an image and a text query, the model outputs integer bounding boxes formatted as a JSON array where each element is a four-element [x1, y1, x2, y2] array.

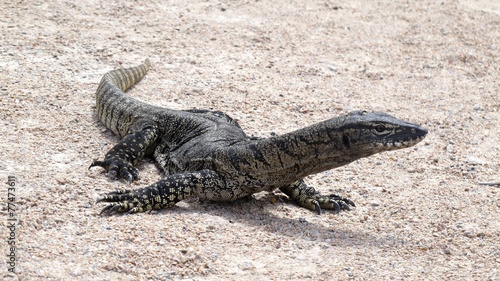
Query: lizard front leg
[[97, 169, 223, 214], [90, 126, 158, 182], [280, 180, 355, 214]]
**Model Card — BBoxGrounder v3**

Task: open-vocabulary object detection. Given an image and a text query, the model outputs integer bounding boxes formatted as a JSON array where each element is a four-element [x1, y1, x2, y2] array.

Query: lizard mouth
[[372, 125, 427, 149], [383, 126, 427, 148], [386, 135, 425, 148]]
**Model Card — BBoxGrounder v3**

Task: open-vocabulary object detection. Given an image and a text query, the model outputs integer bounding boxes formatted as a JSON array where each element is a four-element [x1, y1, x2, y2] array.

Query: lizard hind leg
[[279, 180, 355, 215]]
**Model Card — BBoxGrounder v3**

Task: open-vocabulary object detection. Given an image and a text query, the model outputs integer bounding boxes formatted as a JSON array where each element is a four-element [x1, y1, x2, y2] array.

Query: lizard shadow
[[93, 173, 411, 249], [165, 194, 410, 249]]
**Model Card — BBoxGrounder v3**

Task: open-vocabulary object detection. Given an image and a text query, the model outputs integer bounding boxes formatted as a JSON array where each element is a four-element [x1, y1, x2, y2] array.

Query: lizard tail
[[95, 59, 152, 137], [101, 59, 150, 92]]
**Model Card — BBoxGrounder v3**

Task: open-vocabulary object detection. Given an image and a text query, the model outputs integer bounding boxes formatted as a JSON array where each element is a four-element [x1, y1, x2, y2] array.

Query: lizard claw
[[312, 200, 322, 215], [99, 202, 135, 215], [314, 194, 355, 213], [90, 158, 139, 182], [97, 186, 161, 215], [280, 181, 354, 214], [99, 203, 117, 215], [312, 199, 341, 215]]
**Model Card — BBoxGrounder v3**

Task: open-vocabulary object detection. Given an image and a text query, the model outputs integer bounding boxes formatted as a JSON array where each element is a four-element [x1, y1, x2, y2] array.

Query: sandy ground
[[1, 0, 499, 280]]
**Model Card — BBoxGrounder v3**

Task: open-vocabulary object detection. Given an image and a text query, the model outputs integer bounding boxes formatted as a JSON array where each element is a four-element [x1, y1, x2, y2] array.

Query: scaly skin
[[90, 60, 428, 215]]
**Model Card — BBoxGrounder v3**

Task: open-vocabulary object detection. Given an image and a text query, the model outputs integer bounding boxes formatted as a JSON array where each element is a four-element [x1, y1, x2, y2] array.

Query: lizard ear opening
[[342, 135, 351, 149]]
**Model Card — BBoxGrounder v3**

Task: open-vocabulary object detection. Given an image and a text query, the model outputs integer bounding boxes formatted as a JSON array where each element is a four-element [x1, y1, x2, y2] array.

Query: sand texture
[[1, 0, 499, 280]]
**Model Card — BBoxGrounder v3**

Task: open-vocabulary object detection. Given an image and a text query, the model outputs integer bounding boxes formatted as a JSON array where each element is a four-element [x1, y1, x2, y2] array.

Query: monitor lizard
[[90, 60, 428, 215]]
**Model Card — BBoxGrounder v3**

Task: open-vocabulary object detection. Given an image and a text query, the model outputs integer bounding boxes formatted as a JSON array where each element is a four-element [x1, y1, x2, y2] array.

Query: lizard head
[[340, 110, 427, 154]]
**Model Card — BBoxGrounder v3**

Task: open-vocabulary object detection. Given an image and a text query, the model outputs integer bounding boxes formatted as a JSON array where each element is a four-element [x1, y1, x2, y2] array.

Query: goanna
[[90, 60, 428, 215]]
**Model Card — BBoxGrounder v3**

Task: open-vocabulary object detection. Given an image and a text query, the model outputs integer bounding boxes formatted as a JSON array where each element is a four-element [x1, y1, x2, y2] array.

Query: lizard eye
[[375, 125, 386, 132], [373, 124, 389, 135]]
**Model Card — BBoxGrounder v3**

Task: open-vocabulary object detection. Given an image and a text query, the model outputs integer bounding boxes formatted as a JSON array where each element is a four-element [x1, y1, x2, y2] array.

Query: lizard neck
[[248, 116, 357, 183]]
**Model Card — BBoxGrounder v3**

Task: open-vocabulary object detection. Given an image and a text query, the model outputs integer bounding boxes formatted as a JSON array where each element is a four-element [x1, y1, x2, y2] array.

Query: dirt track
[[1, 0, 499, 280]]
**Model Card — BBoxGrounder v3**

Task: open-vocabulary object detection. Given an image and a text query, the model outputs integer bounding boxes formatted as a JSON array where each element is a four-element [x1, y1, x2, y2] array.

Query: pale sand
[[1, 0, 498, 280]]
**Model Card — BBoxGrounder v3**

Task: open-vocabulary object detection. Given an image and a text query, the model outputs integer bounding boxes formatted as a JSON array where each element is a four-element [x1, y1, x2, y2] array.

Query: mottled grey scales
[[90, 60, 428, 215]]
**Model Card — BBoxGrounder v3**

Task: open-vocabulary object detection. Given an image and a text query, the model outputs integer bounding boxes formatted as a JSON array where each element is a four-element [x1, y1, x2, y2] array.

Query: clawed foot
[[312, 194, 355, 215], [89, 157, 139, 182], [97, 188, 160, 215], [280, 181, 355, 215], [95, 172, 201, 216]]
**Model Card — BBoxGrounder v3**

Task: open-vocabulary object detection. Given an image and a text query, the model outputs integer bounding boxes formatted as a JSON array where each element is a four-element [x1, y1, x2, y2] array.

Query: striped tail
[[95, 59, 152, 137]]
